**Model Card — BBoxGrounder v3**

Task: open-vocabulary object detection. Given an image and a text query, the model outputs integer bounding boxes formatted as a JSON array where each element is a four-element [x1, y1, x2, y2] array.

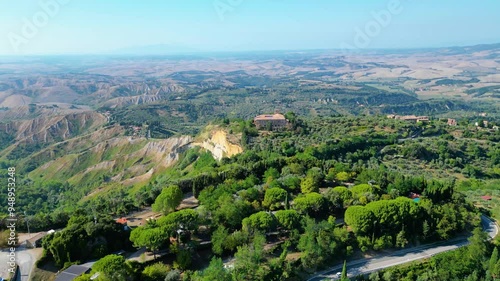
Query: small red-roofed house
[[116, 217, 128, 225]]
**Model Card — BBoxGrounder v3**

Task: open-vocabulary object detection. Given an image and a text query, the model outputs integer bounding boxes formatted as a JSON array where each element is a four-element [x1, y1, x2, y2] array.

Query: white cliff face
[[194, 130, 242, 161], [134, 135, 193, 166]]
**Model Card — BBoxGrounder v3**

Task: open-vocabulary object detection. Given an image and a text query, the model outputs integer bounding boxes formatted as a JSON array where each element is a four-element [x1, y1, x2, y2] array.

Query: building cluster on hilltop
[[386, 114, 429, 123]]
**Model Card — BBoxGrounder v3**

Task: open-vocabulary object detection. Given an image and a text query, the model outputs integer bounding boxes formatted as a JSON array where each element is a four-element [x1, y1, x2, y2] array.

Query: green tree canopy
[[298, 217, 348, 270], [242, 211, 277, 233], [157, 209, 200, 234], [326, 186, 352, 209], [335, 171, 351, 182], [129, 227, 169, 258], [92, 254, 129, 281], [293, 192, 326, 215], [263, 187, 287, 210], [211, 226, 229, 255], [274, 209, 302, 230], [232, 233, 268, 281], [263, 167, 280, 182], [213, 194, 253, 230], [152, 185, 183, 215], [344, 206, 375, 236], [191, 258, 232, 281], [141, 263, 170, 281], [300, 167, 324, 193], [351, 184, 375, 196]]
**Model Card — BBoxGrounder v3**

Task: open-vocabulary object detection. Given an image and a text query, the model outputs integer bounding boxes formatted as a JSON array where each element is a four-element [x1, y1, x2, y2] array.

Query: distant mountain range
[[103, 42, 500, 56], [108, 44, 202, 55]]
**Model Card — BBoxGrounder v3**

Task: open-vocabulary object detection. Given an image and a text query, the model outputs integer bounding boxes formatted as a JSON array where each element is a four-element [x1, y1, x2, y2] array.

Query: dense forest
[[1, 112, 497, 281]]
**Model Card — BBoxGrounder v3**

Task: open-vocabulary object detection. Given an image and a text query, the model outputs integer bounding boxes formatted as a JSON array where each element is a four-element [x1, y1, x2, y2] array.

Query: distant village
[[386, 114, 429, 123], [387, 113, 498, 131]]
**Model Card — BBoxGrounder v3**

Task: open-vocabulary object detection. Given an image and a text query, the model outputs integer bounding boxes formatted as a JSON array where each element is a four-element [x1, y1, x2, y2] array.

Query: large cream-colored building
[[254, 113, 289, 130]]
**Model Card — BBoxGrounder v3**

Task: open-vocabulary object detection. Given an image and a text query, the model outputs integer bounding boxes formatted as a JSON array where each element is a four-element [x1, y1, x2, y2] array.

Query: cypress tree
[[489, 247, 499, 273], [341, 260, 348, 280]]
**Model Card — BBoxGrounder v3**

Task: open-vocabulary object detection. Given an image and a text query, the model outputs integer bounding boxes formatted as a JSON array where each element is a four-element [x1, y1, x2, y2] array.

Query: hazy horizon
[[1, 0, 500, 56]]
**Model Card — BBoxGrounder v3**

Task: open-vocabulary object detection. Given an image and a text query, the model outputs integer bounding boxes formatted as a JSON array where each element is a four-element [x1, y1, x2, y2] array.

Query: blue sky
[[1, 0, 499, 55]]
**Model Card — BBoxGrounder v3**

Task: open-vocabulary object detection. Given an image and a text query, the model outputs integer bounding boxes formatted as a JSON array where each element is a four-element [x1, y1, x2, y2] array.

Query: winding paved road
[[308, 215, 498, 281]]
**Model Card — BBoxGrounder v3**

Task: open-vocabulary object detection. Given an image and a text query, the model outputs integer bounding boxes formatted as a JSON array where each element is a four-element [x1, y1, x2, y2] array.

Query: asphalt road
[[0, 245, 36, 281], [308, 215, 498, 281], [15, 246, 35, 281]]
